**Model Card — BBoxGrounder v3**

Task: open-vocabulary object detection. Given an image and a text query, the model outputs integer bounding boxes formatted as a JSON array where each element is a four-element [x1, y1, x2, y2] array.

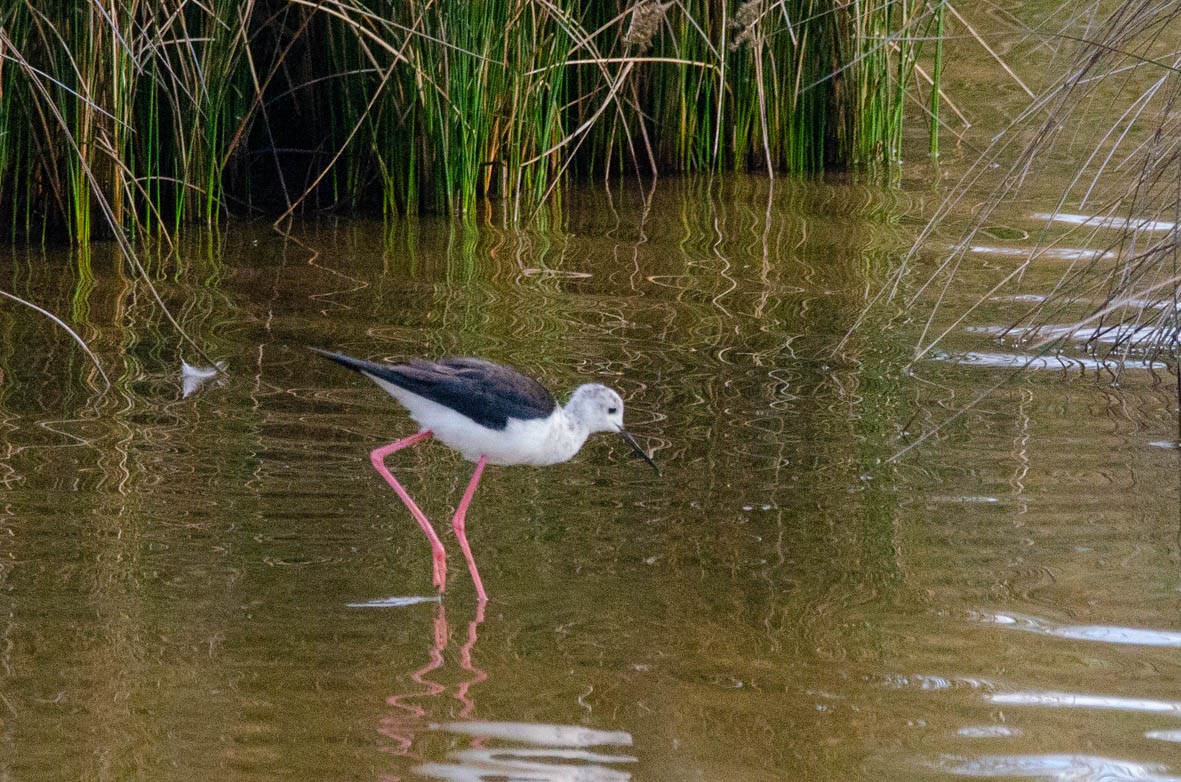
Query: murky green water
[[2, 173, 1180, 781]]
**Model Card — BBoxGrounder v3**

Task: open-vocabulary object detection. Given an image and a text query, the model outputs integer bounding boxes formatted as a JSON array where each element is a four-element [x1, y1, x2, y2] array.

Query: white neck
[[540, 401, 592, 464], [493, 383, 622, 467]]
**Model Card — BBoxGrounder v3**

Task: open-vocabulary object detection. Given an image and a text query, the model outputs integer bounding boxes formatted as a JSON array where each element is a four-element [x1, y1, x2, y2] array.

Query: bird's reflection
[[379, 602, 487, 755], [375, 602, 636, 781]]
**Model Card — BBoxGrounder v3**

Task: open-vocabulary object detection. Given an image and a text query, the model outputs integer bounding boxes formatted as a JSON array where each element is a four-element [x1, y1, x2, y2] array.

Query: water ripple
[[939, 753, 1181, 781], [964, 244, 1114, 261], [1032, 212, 1179, 232], [1146, 730, 1181, 743], [973, 611, 1181, 647], [956, 725, 1023, 738], [930, 350, 1166, 371], [414, 721, 637, 782], [432, 721, 632, 747], [988, 690, 1181, 715]]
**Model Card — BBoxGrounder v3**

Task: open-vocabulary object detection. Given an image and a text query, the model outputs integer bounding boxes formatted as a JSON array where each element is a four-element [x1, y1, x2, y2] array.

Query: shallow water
[[2, 173, 1181, 782]]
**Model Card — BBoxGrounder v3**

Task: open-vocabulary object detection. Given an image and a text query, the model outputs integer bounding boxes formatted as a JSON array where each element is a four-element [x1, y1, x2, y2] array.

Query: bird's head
[[567, 384, 660, 474]]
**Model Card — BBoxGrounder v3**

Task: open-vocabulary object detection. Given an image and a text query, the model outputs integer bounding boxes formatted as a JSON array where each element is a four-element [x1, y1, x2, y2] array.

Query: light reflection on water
[[965, 245, 1115, 262], [1146, 731, 1181, 743], [940, 754, 1181, 781], [930, 349, 1167, 371], [416, 721, 636, 781], [956, 725, 1023, 738], [1031, 212, 1181, 233], [987, 691, 1181, 715], [974, 611, 1181, 647], [964, 324, 1178, 351], [0, 177, 1180, 781], [416, 747, 636, 782]]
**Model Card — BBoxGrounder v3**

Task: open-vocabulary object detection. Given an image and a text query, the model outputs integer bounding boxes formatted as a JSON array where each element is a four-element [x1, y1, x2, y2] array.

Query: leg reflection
[[378, 602, 487, 757], [376, 603, 637, 782]]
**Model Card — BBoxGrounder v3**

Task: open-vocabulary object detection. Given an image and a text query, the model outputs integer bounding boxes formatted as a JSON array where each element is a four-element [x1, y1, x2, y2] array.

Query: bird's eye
[[607, 407, 618, 415]]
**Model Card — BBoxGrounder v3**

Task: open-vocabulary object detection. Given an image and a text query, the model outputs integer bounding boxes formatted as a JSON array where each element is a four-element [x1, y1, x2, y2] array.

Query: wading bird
[[313, 349, 659, 602]]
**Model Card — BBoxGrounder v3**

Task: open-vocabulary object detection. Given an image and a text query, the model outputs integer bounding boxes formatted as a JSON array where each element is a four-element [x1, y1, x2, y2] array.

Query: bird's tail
[[309, 347, 392, 377]]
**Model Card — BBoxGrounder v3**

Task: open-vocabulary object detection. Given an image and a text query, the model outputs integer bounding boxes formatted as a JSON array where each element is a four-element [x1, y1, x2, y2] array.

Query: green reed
[[928, 0, 945, 159], [0, 0, 938, 239], [0, 1, 257, 240]]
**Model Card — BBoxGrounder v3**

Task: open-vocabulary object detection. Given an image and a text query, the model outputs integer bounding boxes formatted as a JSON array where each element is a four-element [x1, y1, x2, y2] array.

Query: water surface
[[2, 175, 1180, 781]]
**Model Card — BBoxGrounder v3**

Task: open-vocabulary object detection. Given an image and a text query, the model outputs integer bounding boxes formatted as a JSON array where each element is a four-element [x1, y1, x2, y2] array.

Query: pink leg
[[370, 430, 448, 592], [451, 456, 488, 602]]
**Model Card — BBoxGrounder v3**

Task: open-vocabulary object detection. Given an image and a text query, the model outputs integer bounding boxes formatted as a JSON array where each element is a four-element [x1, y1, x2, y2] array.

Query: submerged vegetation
[[0, 0, 943, 241]]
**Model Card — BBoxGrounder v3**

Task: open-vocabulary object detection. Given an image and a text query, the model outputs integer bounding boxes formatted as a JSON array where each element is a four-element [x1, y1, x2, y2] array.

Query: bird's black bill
[[620, 430, 661, 475]]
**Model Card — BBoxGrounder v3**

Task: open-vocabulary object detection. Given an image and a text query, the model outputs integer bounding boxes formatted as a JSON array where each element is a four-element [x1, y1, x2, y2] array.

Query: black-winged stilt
[[313, 348, 659, 602]]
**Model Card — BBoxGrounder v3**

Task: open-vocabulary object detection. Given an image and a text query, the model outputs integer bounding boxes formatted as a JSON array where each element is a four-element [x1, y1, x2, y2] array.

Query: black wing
[[312, 349, 557, 430]]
